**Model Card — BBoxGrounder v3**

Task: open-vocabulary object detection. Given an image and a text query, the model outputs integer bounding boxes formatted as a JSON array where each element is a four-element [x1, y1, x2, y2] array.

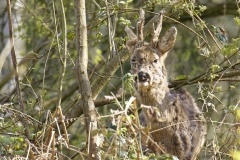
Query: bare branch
[[74, 0, 99, 159], [6, 0, 29, 139], [57, 0, 68, 107], [169, 68, 240, 89]]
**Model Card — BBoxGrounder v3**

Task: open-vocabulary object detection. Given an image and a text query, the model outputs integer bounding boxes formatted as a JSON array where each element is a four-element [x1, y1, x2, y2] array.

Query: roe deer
[[125, 9, 206, 160]]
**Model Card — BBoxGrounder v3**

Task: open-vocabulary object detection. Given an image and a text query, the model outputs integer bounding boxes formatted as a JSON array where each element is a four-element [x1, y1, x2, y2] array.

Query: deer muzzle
[[136, 71, 151, 87], [138, 72, 149, 81]]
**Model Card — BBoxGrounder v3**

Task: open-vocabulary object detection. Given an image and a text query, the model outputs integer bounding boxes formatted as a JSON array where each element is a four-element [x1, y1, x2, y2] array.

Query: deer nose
[[138, 72, 149, 82]]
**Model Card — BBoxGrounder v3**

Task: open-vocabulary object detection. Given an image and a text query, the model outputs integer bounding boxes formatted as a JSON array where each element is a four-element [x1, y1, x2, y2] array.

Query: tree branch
[[169, 67, 240, 88], [57, 0, 68, 107], [179, 2, 238, 22], [6, 0, 29, 139], [74, 0, 99, 159]]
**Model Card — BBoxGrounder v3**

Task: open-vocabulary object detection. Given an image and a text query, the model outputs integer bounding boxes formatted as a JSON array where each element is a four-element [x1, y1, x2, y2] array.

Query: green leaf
[[57, 30, 76, 41], [118, 1, 126, 5], [229, 105, 236, 111], [120, 127, 127, 133], [198, 5, 207, 12], [119, 17, 131, 26], [230, 85, 236, 90], [17, 137, 24, 142], [211, 65, 221, 72], [234, 17, 240, 26], [0, 136, 12, 145], [230, 150, 240, 160], [174, 75, 190, 80], [13, 150, 25, 155], [215, 86, 222, 92], [91, 129, 101, 137], [67, 30, 76, 41]]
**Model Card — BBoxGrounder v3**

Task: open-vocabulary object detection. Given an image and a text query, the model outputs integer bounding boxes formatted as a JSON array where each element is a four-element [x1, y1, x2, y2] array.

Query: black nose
[[138, 72, 148, 82]]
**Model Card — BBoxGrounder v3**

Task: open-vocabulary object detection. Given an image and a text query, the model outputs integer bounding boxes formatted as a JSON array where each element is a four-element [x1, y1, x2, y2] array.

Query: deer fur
[[125, 9, 206, 160]]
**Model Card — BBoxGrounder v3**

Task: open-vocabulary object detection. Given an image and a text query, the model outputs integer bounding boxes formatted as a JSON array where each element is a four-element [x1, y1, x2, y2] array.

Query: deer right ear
[[125, 26, 137, 53], [158, 27, 177, 53]]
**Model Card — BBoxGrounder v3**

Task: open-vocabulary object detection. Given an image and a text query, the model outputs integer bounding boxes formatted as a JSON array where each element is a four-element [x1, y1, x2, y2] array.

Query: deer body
[[125, 10, 206, 160]]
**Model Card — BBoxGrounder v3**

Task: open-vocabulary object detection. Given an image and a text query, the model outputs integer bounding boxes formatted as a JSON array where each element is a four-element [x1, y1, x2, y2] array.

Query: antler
[[125, 9, 145, 50], [125, 9, 176, 53], [150, 12, 163, 48], [136, 8, 145, 45]]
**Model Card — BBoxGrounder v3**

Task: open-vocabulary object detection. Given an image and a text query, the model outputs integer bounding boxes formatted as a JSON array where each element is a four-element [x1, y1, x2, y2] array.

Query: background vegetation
[[1, 0, 240, 159]]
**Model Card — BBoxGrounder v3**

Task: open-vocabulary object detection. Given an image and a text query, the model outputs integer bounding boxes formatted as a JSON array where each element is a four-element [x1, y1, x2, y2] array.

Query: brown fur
[[125, 10, 206, 160]]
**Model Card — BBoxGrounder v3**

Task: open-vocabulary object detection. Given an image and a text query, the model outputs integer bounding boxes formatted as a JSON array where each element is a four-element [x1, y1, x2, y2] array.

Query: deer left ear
[[125, 26, 138, 53], [126, 40, 137, 54], [158, 27, 177, 54]]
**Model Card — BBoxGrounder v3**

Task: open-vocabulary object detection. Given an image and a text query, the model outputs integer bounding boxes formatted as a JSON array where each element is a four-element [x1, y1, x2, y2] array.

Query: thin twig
[[195, 14, 231, 65], [57, 0, 68, 107], [104, 0, 116, 60], [42, 1, 59, 92], [145, 12, 208, 44], [0, 103, 42, 124], [19, 0, 53, 34]]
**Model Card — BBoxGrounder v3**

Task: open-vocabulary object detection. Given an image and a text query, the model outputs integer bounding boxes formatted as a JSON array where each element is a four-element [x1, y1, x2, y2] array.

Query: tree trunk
[[74, 0, 99, 159]]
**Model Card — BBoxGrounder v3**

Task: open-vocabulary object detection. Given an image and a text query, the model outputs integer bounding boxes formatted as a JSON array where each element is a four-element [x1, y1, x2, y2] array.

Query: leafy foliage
[[0, 0, 240, 159]]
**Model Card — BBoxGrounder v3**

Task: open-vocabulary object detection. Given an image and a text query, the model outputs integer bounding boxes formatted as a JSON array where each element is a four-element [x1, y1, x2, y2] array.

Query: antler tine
[[136, 9, 145, 45], [151, 12, 163, 48]]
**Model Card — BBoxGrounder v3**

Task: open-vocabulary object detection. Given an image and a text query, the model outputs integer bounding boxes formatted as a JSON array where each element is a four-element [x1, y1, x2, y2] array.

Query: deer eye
[[153, 59, 158, 63], [131, 59, 136, 63]]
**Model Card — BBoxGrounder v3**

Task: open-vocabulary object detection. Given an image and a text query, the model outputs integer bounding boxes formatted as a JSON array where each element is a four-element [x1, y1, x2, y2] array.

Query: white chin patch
[[138, 81, 149, 87]]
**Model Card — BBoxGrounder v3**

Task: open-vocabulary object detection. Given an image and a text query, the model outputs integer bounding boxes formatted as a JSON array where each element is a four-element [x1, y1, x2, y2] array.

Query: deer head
[[125, 9, 177, 99]]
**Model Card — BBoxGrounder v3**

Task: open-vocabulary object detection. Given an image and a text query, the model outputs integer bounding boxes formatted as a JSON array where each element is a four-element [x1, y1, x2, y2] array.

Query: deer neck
[[136, 81, 170, 109]]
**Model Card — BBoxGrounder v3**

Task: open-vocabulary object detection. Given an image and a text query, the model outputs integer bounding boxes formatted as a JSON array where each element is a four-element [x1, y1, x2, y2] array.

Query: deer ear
[[158, 27, 177, 54], [125, 26, 137, 53], [126, 40, 137, 53]]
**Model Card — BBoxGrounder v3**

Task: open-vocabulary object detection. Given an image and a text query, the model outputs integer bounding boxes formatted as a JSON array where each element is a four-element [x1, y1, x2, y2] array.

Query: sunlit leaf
[[236, 108, 240, 119], [173, 75, 190, 80], [215, 86, 222, 92], [230, 150, 240, 160], [118, 1, 126, 5]]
